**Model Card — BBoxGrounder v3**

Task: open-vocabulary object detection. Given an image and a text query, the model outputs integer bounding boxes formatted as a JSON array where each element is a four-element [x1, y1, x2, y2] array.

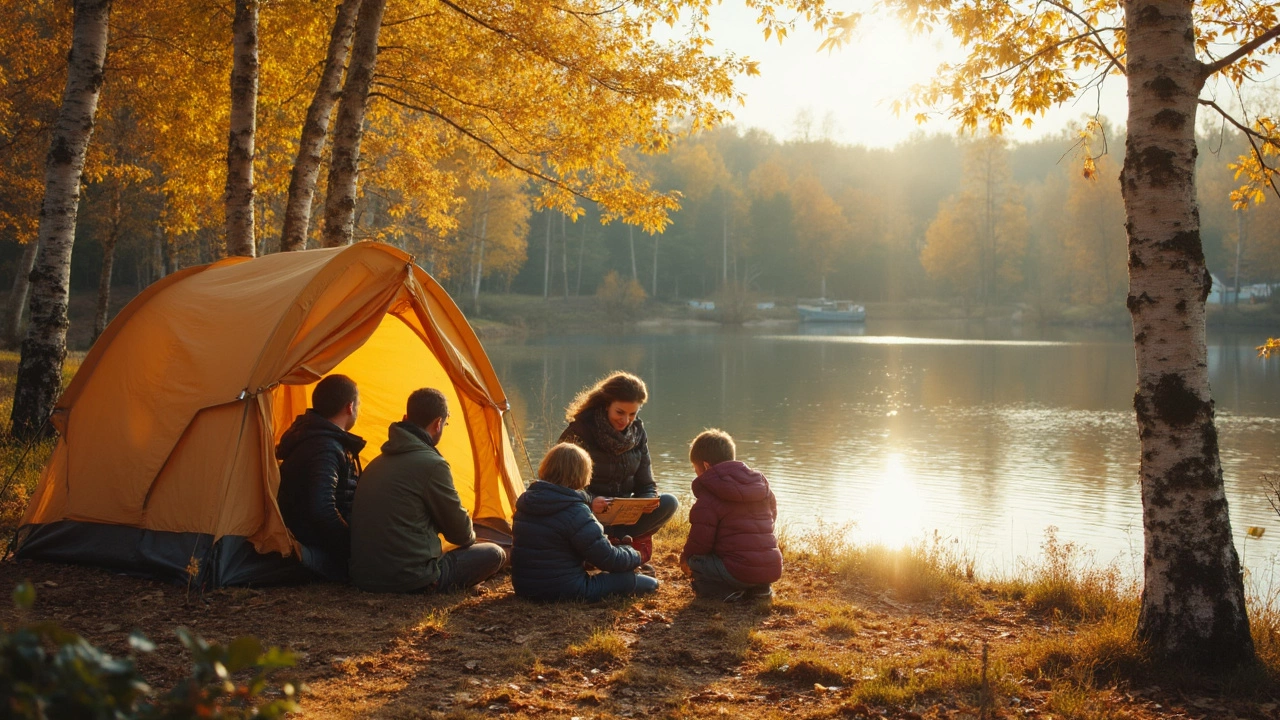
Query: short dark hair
[[407, 388, 448, 428], [690, 429, 735, 466], [312, 374, 358, 418]]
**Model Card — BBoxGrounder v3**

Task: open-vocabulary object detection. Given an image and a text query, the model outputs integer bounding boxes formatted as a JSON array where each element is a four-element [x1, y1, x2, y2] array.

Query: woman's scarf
[[587, 405, 642, 455]]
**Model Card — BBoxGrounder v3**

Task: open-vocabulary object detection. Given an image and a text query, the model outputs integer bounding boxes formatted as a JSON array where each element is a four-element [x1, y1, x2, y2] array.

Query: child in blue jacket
[[511, 443, 660, 602]]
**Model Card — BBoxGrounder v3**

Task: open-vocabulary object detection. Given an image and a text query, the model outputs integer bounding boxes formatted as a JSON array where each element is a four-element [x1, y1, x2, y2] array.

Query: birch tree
[[280, 0, 362, 251], [224, 0, 260, 257], [887, 0, 1280, 666], [10, 0, 112, 439], [319, 0, 386, 247]]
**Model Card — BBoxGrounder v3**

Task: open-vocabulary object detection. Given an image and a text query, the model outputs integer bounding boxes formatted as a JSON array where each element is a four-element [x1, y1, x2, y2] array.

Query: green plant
[[1, 582, 300, 719]]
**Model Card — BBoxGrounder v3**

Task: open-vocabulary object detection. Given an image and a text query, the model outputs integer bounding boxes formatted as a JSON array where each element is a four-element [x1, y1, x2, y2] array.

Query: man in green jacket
[[348, 388, 506, 593]]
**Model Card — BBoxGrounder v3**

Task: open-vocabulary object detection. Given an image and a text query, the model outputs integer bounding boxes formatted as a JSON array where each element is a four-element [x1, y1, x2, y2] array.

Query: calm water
[[486, 321, 1280, 577]]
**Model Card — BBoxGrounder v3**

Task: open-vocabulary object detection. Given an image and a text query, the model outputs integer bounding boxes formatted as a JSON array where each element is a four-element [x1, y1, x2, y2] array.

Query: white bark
[[6, 239, 39, 347], [319, 0, 387, 248], [92, 184, 122, 344], [1123, 0, 1254, 665], [280, 0, 362, 251], [224, 0, 259, 258], [11, 0, 112, 439]]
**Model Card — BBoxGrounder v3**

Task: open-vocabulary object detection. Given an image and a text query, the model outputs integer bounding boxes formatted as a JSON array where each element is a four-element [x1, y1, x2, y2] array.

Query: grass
[[564, 627, 629, 667], [0, 351, 80, 550]]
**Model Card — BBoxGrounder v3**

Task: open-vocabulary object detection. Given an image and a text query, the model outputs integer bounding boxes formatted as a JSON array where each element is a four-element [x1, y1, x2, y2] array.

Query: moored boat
[[797, 300, 866, 322]]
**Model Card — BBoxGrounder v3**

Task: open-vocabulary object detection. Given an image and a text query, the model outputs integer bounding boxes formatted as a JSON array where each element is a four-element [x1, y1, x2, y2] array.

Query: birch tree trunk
[[542, 211, 551, 299], [628, 226, 637, 282], [92, 184, 122, 344], [224, 0, 259, 258], [11, 0, 112, 439], [6, 239, 39, 348], [651, 233, 658, 298], [576, 220, 585, 295], [320, 0, 387, 248], [280, 0, 362, 251], [561, 213, 569, 298], [1122, 0, 1254, 667]]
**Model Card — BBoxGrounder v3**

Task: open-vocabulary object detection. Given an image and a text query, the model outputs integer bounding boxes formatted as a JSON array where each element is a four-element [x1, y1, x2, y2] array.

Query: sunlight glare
[[858, 452, 926, 548]]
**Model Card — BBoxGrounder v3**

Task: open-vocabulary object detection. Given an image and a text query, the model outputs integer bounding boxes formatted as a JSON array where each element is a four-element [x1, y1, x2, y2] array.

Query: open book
[[592, 497, 660, 526]]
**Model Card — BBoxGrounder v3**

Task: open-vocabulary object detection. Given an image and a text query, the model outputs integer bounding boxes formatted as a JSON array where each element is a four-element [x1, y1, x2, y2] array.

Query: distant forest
[[4, 119, 1277, 324]]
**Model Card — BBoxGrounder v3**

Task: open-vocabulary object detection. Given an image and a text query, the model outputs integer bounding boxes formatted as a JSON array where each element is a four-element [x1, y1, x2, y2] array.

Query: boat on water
[[797, 299, 867, 323]]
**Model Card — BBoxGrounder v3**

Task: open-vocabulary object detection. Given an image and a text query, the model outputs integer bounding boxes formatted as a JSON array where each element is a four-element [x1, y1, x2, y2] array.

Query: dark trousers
[[603, 493, 679, 539], [430, 542, 506, 593], [687, 553, 771, 600]]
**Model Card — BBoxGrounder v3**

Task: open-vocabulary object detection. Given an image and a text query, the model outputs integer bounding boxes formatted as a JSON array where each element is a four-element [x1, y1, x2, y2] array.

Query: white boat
[[797, 300, 866, 322]]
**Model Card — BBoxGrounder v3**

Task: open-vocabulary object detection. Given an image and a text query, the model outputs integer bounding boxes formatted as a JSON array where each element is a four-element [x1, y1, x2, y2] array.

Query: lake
[[486, 320, 1280, 579]]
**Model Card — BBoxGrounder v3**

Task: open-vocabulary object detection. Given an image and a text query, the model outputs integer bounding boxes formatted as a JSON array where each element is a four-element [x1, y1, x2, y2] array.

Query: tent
[[14, 242, 525, 587]]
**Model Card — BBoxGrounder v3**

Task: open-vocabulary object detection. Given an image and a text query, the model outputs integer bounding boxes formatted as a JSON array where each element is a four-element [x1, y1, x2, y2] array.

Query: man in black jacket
[[277, 374, 366, 580]]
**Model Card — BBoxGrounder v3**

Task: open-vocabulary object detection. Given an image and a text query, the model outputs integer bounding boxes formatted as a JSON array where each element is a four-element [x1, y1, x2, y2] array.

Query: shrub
[[596, 271, 646, 321], [1, 583, 300, 719]]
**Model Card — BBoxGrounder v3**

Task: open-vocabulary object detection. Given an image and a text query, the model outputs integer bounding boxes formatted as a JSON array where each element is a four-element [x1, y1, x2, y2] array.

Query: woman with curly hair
[[558, 371, 679, 573]]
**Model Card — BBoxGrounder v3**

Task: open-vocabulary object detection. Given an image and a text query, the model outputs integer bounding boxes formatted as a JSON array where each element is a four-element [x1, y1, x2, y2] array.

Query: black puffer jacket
[[558, 411, 656, 499], [511, 480, 641, 600], [276, 410, 366, 555]]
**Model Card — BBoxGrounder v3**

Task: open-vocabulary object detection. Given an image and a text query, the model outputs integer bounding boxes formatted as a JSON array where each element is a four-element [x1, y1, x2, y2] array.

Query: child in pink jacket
[[679, 429, 782, 601]]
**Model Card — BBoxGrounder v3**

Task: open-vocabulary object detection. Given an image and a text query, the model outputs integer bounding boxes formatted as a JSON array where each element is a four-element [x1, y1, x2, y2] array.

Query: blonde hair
[[564, 371, 648, 422], [690, 429, 736, 466], [539, 443, 593, 490]]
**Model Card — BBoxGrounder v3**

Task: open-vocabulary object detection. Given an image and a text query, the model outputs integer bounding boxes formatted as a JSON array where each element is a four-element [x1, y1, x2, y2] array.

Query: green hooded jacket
[[349, 421, 475, 592]]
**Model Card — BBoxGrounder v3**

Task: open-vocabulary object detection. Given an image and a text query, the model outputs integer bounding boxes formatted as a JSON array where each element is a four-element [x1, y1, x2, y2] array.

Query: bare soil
[[0, 543, 1273, 720]]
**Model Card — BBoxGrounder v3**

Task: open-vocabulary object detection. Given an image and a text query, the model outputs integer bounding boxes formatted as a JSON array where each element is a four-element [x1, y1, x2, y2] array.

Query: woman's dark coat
[[559, 409, 656, 499], [511, 480, 642, 600]]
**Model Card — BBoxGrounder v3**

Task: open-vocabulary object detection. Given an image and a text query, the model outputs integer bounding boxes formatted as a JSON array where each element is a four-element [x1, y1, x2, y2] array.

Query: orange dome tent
[[15, 243, 524, 587]]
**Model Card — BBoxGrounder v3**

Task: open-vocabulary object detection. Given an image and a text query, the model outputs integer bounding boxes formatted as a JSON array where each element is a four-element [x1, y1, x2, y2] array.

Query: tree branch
[[1199, 98, 1280, 203], [369, 91, 600, 206], [1042, 0, 1126, 74], [1202, 23, 1280, 78]]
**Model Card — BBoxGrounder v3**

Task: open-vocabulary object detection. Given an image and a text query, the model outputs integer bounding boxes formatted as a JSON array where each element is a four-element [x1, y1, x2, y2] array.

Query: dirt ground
[[0, 544, 1274, 720]]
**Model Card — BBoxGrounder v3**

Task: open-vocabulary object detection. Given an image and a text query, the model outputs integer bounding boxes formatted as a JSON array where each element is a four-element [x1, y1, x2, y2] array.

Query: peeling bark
[[319, 0, 387, 248], [6, 239, 39, 348], [11, 0, 112, 439], [280, 0, 362, 252], [224, 0, 259, 258], [1122, 0, 1254, 667]]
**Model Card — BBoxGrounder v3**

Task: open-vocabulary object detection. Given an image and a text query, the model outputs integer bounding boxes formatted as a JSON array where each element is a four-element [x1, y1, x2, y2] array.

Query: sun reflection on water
[[858, 452, 927, 548]]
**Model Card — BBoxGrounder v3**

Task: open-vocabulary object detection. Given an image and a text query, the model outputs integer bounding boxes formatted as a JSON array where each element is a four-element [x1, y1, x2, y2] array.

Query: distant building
[[687, 300, 715, 310], [1207, 274, 1274, 305]]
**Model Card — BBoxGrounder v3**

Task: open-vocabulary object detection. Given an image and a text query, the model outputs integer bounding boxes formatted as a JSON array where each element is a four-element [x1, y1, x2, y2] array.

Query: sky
[[700, 5, 1132, 149]]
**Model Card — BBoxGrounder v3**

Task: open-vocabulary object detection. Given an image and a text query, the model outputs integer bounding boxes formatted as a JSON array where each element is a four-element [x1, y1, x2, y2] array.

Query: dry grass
[[564, 627, 629, 667]]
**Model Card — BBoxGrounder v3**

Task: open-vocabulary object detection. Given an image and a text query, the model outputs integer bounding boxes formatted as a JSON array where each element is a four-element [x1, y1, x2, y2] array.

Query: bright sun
[[859, 452, 927, 548]]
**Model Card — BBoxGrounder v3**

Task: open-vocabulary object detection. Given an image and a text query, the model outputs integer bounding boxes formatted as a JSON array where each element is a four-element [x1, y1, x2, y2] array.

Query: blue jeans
[[582, 570, 660, 602], [603, 494, 679, 539], [429, 542, 506, 593]]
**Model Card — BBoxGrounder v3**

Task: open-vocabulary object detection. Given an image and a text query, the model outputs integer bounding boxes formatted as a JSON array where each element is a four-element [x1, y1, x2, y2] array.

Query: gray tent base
[[14, 521, 320, 588]]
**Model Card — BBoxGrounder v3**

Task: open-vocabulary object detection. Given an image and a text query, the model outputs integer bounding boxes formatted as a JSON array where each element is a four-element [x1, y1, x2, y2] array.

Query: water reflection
[[487, 321, 1280, 576]]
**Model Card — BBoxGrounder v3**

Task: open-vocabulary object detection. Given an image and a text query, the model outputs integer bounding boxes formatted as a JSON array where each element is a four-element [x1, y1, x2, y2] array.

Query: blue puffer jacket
[[511, 480, 642, 601]]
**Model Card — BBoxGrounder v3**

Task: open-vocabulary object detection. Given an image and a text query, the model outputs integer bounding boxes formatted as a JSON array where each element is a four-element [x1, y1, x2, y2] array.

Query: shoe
[[630, 534, 654, 564], [637, 562, 656, 577], [746, 585, 774, 601], [722, 590, 746, 603]]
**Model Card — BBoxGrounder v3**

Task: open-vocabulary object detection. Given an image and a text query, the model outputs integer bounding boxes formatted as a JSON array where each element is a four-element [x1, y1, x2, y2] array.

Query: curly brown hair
[[564, 371, 648, 422]]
